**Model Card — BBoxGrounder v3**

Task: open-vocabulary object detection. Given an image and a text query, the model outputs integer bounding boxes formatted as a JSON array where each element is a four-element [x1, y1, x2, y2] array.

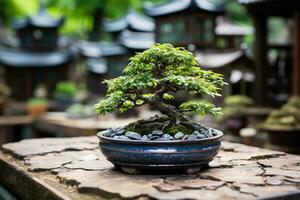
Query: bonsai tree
[[224, 95, 253, 107], [27, 97, 49, 117], [27, 97, 48, 105], [262, 96, 300, 130], [217, 95, 253, 122], [0, 83, 11, 99], [66, 103, 94, 119], [54, 81, 77, 99], [94, 44, 225, 135]]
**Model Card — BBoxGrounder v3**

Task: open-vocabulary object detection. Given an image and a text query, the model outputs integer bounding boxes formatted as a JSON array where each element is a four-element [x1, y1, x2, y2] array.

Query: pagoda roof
[[119, 30, 155, 50], [215, 17, 253, 36], [79, 42, 127, 58], [195, 49, 252, 69], [13, 10, 64, 29], [144, 0, 225, 17], [87, 58, 108, 74], [238, 0, 272, 5], [103, 10, 154, 33], [0, 48, 72, 67]]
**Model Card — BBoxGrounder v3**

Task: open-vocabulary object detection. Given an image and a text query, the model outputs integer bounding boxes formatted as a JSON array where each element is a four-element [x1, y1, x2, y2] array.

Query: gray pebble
[[162, 134, 174, 140], [125, 131, 142, 140], [101, 129, 113, 137], [193, 124, 202, 131], [207, 128, 215, 137], [115, 129, 125, 135], [197, 134, 206, 139], [152, 130, 164, 136], [194, 124, 210, 136], [174, 132, 184, 140], [202, 129, 210, 137], [186, 134, 198, 141], [113, 135, 120, 139], [193, 131, 206, 139], [110, 133, 116, 138], [118, 135, 130, 140], [141, 135, 149, 141], [149, 135, 160, 140], [182, 135, 189, 140]]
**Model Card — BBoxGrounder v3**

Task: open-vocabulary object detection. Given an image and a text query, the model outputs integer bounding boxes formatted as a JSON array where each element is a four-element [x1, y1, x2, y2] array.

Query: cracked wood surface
[[1, 136, 300, 200]]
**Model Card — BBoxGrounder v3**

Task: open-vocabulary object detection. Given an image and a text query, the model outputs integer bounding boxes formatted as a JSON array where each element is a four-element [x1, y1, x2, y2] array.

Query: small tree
[[94, 44, 225, 134]]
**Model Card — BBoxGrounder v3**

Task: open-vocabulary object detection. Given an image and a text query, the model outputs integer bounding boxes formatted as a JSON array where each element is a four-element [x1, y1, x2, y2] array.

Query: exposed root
[[124, 115, 197, 135]]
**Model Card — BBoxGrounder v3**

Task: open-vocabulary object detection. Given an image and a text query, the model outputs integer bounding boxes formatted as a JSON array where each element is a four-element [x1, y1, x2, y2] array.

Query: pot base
[[114, 163, 209, 175]]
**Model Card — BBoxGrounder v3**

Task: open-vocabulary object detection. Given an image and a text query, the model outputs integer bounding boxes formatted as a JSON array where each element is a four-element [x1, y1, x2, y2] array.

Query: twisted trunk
[[125, 100, 194, 134], [126, 86, 194, 133], [151, 99, 188, 124]]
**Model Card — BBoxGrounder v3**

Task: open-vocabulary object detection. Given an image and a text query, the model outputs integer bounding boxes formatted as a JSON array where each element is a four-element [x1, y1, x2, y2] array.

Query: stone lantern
[[0, 8, 73, 100]]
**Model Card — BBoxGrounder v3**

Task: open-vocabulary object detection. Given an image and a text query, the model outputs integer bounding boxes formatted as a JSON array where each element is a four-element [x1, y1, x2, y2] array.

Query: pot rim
[[97, 128, 223, 144]]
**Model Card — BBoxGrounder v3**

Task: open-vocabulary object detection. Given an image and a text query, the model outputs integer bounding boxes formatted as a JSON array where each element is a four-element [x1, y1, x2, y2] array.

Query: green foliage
[[165, 124, 193, 135], [0, 83, 11, 97], [226, 0, 250, 25], [66, 103, 93, 118], [0, 0, 38, 25], [217, 95, 253, 122], [180, 100, 222, 116], [94, 43, 225, 118], [54, 81, 77, 98], [224, 95, 253, 107], [163, 93, 174, 100], [226, 0, 253, 44], [47, 0, 142, 36], [27, 98, 48, 105], [263, 96, 300, 130]]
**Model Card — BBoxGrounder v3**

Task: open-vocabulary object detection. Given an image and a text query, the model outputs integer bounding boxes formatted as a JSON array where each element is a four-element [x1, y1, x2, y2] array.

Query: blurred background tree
[[226, 0, 253, 43], [0, 0, 38, 25], [0, 0, 254, 42]]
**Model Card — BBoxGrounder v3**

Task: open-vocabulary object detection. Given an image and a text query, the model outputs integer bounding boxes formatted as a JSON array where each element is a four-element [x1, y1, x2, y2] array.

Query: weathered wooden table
[[0, 137, 300, 200], [0, 115, 33, 145]]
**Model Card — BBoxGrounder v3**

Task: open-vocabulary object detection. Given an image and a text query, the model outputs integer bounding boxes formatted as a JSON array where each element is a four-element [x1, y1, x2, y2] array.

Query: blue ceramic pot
[[97, 129, 223, 170]]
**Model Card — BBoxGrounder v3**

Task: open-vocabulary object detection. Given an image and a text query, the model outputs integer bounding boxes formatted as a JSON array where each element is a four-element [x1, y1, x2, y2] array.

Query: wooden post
[[293, 11, 300, 96], [154, 19, 160, 43], [253, 15, 268, 105]]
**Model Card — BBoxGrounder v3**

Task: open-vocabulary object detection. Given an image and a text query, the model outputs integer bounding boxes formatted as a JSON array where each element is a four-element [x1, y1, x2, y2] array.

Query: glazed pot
[[53, 95, 75, 111], [226, 115, 247, 136], [27, 104, 48, 117], [265, 128, 300, 147], [97, 129, 223, 172]]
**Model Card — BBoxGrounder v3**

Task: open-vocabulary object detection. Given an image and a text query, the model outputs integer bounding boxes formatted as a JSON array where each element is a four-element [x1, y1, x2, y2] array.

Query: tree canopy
[[94, 44, 225, 123], [0, 0, 253, 40]]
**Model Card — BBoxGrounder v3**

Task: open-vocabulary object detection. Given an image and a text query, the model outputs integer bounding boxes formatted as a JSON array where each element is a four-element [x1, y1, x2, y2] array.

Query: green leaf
[[136, 99, 144, 105], [163, 93, 174, 100], [179, 100, 222, 116]]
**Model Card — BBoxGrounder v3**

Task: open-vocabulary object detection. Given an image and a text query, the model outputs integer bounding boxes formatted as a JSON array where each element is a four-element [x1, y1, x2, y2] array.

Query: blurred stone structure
[[145, 0, 254, 98], [79, 42, 127, 94], [240, 0, 300, 106], [0, 8, 73, 100], [144, 0, 224, 48], [80, 10, 155, 95]]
